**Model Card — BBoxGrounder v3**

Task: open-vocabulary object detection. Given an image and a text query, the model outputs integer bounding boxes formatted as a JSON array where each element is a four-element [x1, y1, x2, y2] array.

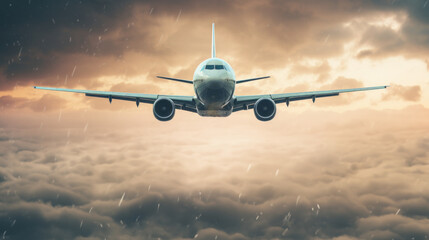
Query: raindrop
[[296, 195, 301, 206], [118, 192, 125, 206], [83, 123, 89, 133], [281, 228, 288, 236], [71, 65, 77, 77], [315, 228, 321, 235], [247, 163, 252, 172], [80, 220, 83, 228], [176, 9, 182, 23], [283, 212, 291, 224], [18, 47, 22, 59], [275, 169, 279, 176], [395, 209, 400, 215], [324, 34, 330, 44]]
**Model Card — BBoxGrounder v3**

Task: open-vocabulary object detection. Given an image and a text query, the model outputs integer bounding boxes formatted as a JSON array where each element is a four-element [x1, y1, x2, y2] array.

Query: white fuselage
[[193, 58, 236, 117]]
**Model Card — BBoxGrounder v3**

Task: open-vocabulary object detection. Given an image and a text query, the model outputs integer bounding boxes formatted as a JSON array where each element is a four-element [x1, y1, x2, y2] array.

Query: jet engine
[[153, 98, 175, 121], [253, 98, 276, 121]]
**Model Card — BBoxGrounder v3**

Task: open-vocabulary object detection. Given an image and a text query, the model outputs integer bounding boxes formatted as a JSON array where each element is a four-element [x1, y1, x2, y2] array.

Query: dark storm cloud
[[1, 106, 429, 239], [1, 0, 429, 91]]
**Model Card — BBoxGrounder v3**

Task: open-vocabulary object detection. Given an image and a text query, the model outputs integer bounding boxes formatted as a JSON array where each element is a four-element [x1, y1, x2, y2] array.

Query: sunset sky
[[1, 0, 429, 239]]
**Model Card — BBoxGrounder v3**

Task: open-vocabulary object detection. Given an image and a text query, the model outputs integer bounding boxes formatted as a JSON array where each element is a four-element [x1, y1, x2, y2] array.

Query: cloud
[[289, 61, 332, 83], [1, 105, 429, 239], [0, 94, 67, 112], [382, 84, 421, 102], [2, 0, 429, 92]]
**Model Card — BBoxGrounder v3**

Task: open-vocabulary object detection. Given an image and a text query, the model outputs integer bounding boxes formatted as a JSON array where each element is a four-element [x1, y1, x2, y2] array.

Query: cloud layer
[[1, 105, 429, 239]]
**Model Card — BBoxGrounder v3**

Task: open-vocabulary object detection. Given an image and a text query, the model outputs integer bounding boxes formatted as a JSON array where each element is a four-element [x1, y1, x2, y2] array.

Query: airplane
[[34, 23, 388, 121]]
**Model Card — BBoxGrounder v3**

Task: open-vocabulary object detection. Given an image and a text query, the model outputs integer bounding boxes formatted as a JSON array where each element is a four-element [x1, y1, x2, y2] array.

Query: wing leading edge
[[33, 86, 197, 112], [233, 86, 388, 112]]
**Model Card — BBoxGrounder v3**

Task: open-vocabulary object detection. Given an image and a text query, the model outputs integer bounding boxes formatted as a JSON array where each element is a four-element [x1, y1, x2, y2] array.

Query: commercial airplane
[[35, 23, 388, 121]]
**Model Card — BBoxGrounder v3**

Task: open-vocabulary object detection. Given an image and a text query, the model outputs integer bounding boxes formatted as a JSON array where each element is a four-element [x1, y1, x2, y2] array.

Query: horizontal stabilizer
[[156, 76, 193, 84], [236, 76, 270, 84]]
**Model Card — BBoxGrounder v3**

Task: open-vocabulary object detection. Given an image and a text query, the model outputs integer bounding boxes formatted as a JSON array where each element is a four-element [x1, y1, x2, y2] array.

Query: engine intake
[[254, 98, 276, 121], [153, 98, 175, 121]]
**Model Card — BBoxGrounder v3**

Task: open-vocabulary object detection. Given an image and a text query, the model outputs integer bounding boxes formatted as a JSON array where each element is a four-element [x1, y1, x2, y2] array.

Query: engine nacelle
[[254, 98, 276, 121], [153, 98, 175, 121]]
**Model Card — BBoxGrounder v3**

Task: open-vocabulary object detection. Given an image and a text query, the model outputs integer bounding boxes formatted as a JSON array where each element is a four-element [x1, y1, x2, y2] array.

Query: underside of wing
[[233, 86, 388, 112], [34, 86, 197, 113]]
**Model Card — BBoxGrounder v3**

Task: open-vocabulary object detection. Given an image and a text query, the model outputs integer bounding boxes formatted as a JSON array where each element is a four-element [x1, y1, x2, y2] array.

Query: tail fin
[[211, 23, 216, 58]]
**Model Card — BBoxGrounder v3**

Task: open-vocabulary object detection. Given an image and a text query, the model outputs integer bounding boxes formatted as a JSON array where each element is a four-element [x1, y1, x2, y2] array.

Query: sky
[[1, 0, 429, 239]]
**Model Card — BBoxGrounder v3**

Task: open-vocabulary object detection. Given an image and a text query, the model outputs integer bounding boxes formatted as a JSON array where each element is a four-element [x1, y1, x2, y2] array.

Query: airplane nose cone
[[195, 77, 234, 107], [205, 79, 225, 89]]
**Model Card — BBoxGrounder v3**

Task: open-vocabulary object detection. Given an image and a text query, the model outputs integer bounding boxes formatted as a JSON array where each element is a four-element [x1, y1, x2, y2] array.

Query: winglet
[[211, 23, 216, 58]]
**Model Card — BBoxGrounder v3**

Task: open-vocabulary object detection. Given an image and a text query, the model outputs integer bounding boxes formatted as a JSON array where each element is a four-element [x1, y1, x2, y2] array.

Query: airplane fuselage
[[193, 58, 236, 117]]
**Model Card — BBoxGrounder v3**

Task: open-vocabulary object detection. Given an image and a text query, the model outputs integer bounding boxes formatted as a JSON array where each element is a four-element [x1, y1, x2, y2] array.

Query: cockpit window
[[215, 65, 224, 70], [205, 65, 214, 70]]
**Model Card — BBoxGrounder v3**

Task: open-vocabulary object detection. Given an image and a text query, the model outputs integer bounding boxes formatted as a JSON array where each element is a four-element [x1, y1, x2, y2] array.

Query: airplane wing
[[34, 86, 197, 113], [233, 86, 388, 112]]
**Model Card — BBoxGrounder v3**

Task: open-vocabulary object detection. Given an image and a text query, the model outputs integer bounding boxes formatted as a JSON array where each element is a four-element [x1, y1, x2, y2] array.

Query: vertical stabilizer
[[211, 23, 216, 58]]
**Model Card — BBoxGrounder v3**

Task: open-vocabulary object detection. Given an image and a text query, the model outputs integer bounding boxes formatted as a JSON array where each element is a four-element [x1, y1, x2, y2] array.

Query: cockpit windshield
[[204, 64, 225, 70]]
